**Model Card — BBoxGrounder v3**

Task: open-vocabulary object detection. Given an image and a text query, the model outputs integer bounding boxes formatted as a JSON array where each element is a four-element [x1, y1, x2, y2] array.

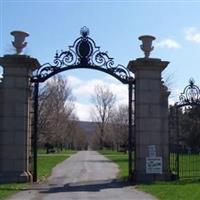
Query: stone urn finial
[[138, 35, 156, 58], [10, 31, 29, 54]]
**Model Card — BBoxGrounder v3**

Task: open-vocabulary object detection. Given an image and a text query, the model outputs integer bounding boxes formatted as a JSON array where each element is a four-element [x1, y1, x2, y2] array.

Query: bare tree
[[90, 84, 116, 149], [111, 105, 129, 152], [38, 75, 77, 152]]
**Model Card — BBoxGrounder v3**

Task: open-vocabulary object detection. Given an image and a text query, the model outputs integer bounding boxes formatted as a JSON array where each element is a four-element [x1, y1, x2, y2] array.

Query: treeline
[[37, 75, 130, 153]]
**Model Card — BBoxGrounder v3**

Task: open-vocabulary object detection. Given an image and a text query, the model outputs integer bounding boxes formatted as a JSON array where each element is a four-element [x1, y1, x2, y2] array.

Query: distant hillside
[[77, 121, 97, 136]]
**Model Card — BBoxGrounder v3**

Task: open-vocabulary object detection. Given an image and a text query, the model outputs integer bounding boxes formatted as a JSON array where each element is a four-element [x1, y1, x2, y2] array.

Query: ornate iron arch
[[177, 79, 200, 107], [31, 27, 135, 182], [31, 26, 134, 84]]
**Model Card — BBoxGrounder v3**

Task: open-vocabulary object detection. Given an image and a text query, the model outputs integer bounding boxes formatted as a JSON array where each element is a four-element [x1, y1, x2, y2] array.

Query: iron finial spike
[[189, 78, 195, 87], [80, 26, 89, 37]]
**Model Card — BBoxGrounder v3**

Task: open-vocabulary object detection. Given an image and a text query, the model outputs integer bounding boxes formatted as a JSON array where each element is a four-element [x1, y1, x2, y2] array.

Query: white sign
[[146, 157, 162, 174], [148, 145, 156, 157]]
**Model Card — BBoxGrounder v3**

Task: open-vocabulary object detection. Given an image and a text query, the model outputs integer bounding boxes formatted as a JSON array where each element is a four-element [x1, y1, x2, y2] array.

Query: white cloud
[[74, 102, 92, 121], [73, 79, 105, 97], [71, 76, 128, 102], [67, 75, 83, 87], [185, 27, 200, 43], [109, 83, 128, 103], [66, 75, 129, 120], [156, 39, 181, 49]]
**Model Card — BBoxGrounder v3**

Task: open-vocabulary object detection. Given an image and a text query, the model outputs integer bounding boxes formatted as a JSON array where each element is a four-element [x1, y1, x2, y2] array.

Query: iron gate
[[30, 27, 135, 182], [169, 79, 200, 179]]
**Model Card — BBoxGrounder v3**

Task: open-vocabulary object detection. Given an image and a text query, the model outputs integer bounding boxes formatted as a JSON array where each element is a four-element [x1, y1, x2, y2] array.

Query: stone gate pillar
[[128, 58, 171, 182], [0, 55, 39, 183]]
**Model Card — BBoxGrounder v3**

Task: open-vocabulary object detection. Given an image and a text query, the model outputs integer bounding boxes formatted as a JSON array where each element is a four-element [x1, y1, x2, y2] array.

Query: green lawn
[[137, 179, 200, 200], [37, 154, 67, 182], [178, 154, 200, 178], [38, 148, 77, 155], [99, 150, 200, 200], [0, 183, 28, 200], [0, 150, 76, 200]]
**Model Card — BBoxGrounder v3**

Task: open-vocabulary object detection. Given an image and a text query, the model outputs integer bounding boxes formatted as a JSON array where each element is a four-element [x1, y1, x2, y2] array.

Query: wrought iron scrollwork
[[31, 26, 133, 84], [178, 79, 200, 106]]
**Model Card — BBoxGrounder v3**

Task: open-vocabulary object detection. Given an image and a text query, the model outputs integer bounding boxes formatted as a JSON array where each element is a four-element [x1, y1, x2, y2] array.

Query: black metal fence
[[169, 79, 200, 179]]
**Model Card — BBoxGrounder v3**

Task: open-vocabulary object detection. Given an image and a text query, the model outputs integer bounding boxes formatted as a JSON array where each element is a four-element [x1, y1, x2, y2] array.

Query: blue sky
[[1, 1, 200, 120]]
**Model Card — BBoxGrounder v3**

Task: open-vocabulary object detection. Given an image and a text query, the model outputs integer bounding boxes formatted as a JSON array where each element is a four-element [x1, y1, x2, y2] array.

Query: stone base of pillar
[[0, 171, 32, 183], [132, 171, 173, 183]]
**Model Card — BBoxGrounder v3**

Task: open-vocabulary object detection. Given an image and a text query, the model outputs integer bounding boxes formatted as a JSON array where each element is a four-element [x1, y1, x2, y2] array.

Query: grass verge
[[99, 150, 200, 200], [37, 154, 68, 182], [137, 179, 200, 200], [0, 150, 76, 200], [0, 183, 28, 200]]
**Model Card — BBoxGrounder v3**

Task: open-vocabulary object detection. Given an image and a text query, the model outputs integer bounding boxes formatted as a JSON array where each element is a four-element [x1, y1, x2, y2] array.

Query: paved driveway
[[7, 151, 157, 200]]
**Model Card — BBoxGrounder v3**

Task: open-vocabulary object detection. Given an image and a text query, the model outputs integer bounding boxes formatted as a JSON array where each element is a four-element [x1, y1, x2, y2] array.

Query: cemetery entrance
[[31, 27, 135, 182], [0, 27, 171, 183]]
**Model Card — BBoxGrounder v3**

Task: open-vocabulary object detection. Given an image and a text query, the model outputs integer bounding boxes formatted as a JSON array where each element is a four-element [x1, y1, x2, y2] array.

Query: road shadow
[[40, 179, 131, 194], [84, 160, 112, 163], [85, 159, 128, 163]]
